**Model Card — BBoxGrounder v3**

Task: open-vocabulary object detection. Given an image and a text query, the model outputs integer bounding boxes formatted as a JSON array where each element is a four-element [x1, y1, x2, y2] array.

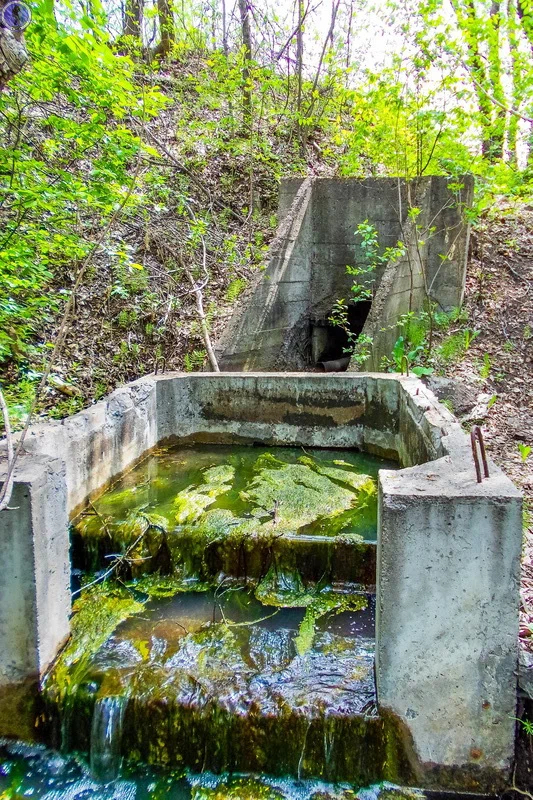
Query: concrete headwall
[[216, 176, 473, 371], [0, 372, 521, 791]]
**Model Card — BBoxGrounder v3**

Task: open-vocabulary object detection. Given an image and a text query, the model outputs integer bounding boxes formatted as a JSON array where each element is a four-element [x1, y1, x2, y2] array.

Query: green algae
[[240, 455, 358, 532], [254, 566, 368, 656], [72, 445, 389, 583], [191, 775, 286, 799], [295, 593, 367, 656], [174, 465, 235, 524], [126, 573, 211, 599], [45, 585, 145, 703]]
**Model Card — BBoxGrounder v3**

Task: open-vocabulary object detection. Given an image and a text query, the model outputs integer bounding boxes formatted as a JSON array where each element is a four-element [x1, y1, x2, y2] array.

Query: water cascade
[[40, 443, 415, 790]]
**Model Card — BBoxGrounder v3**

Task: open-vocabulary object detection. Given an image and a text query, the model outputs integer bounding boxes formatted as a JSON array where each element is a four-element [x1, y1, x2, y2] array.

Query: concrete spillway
[[0, 372, 522, 792], [216, 176, 473, 372]]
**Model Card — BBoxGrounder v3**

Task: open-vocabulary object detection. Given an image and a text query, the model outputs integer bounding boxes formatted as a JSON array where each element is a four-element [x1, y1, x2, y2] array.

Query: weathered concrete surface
[[215, 178, 313, 371], [0, 455, 70, 736], [8, 378, 159, 515], [377, 463, 522, 790], [217, 176, 473, 371], [0, 371, 521, 790]]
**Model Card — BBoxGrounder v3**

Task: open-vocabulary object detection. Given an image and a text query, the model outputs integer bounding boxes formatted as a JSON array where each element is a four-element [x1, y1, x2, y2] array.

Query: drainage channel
[[0, 372, 522, 797]]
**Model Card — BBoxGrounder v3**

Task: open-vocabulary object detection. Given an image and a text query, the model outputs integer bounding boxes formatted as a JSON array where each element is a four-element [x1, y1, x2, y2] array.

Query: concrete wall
[[215, 179, 314, 370], [216, 176, 473, 371], [0, 455, 70, 736], [378, 467, 521, 789], [0, 372, 521, 791]]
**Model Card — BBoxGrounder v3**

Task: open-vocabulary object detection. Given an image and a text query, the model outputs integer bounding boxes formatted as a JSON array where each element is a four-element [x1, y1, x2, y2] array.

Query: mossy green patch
[[295, 594, 367, 656], [191, 776, 285, 799], [254, 565, 368, 656], [44, 584, 145, 702], [240, 455, 360, 533], [174, 465, 235, 524]]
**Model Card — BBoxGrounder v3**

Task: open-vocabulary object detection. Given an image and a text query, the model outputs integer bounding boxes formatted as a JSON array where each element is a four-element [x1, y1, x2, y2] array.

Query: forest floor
[[436, 203, 533, 655]]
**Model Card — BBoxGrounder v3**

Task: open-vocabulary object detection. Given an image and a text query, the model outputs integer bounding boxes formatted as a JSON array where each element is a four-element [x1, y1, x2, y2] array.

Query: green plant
[[518, 443, 532, 463], [479, 353, 492, 380], [330, 223, 405, 364], [514, 716, 533, 735], [184, 350, 207, 372], [487, 394, 498, 410], [225, 278, 247, 303], [441, 398, 455, 414], [463, 328, 479, 350], [437, 329, 478, 364]]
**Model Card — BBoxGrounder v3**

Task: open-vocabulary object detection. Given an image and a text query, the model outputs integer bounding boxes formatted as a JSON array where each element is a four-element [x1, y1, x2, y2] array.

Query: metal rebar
[[470, 425, 489, 483]]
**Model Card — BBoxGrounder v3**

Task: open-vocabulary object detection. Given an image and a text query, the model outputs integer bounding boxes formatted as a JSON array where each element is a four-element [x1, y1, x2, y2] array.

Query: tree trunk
[[238, 0, 252, 124], [450, 0, 504, 161], [507, 0, 522, 163], [295, 0, 304, 151], [221, 0, 228, 55], [295, 0, 303, 114], [123, 0, 143, 39], [154, 0, 174, 57]]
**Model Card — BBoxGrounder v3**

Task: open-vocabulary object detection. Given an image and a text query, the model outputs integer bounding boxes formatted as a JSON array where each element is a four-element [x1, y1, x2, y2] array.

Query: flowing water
[[0, 739, 424, 799], [10, 444, 411, 797]]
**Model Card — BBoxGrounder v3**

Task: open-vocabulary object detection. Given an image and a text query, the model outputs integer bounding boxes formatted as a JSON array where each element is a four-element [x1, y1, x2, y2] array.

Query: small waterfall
[[90, 696, 127, 783]]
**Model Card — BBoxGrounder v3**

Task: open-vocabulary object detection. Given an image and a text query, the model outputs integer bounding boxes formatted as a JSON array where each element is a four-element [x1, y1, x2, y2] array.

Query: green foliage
[[330, 222, 405, 365], [224, 278, 247, 302], [437, 328, 479, 363], [479, 353, 492, 379], [0, 0, 166, 367], [518, 443, 532, 462], [183, 350, 207, 372]]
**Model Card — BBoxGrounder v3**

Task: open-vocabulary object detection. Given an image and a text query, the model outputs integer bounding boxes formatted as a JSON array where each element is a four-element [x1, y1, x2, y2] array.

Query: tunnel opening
[[312, 300, 372, 371]]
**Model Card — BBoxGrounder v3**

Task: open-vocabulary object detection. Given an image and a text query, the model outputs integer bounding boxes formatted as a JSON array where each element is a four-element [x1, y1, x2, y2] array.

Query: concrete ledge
[[0, 455, 69, 688], [0, 371, 522, 790]]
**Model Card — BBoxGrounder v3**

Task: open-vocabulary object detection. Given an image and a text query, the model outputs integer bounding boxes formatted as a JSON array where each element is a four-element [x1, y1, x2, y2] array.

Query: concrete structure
[[216, 177, 473, 371], [0, 372, 521, 791]]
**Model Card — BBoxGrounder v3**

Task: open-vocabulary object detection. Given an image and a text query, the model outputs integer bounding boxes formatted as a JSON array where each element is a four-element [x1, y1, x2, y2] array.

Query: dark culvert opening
[[313, 300, 372, 371]]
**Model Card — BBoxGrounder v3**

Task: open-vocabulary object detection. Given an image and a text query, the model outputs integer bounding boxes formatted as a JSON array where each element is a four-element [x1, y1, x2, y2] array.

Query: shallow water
[[72, 446, 394, 570], [41, 445, 401, 787], [0, 739, 423, 799]]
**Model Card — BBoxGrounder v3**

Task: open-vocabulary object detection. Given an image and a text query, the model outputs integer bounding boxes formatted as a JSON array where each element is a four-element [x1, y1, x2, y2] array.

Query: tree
[[154, 0, 175, 56], [238, 0, 252, 122], [123, 0, 143, 40]]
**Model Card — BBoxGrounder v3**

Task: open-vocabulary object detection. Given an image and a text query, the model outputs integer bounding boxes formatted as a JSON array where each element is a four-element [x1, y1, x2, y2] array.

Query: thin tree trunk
[[0, 24, 28, 89], [295, 0, 304, 151], [123, 0, 143, 39], [154, 0, 174, 57], [507, 0, 522, 163], [345, 0, 353, 87], [238, 0, 252, 124], [485, 0, 505, 160], [221, 0, 228, 55], [450, 0, 500, 160]]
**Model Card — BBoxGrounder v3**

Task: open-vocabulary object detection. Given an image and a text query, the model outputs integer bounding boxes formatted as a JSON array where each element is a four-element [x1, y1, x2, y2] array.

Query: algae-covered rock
[[44, 585, 145, 703], [174, 465, 235, 524], [240, 455, 375, 538], [191, 775, 285, 799]]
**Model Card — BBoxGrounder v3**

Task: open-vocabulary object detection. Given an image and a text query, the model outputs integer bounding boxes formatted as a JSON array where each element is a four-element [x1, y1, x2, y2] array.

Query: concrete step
[[43, 587, 413, 784]]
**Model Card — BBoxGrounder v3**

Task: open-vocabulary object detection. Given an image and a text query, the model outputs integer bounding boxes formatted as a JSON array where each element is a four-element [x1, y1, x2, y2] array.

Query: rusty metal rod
[[154, 357, 166, 375], [470, 425, 489, 483]]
